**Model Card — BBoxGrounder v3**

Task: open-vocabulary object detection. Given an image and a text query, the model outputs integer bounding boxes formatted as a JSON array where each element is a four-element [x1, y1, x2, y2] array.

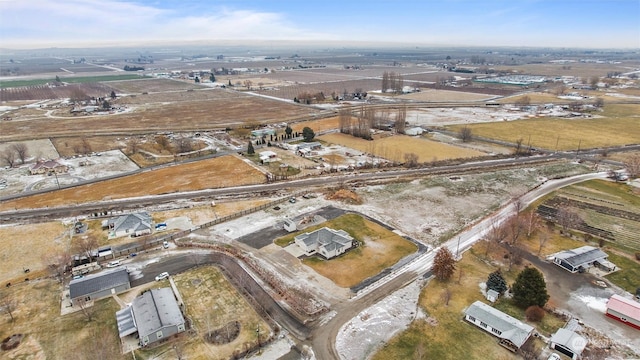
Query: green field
[[0, 74, 146, 88], [448, 104, 640, 151], [604, 252, 640, 294]]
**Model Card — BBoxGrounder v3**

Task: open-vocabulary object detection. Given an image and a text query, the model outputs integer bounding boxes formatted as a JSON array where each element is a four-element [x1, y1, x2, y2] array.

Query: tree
[[55, 75, 61, 82], [194, 76, 200, 83], [209, 73, 216, 83], [403, 153, 419, 168], [523, 211, 540, 238], [11, 143, 28, 164], [102, 100, 110, 110], [514, 95, 531, 108], [302, 127, 315, 142], [155, 135, 171, 152], [0, 289, 17, 322], [175, 136, 193, 154], [623, 154, 640, 178], [285, 125, 293, 138], [42, 250, 72, 283], [72, 235, 99, 261], [244, 80, 252, 90], [459, 126, 473, 142], [75, 297, 96, 321], [556, 206, 581, 234], [512, 267, 549, 309], [395, 106, 406, 134], [484, 221, 507, 256], [537, 228, 551, 256], [126, 137, 141, 155], [80, 137, 92, 155], [431, 247, 456, 281], [486, 270, 507, 294], [1, 148, 16, 167], [593, 97, 604, 108], [110, 90, 117, 99], [525, 305, 545, 322], [247, 141, 255, 155]]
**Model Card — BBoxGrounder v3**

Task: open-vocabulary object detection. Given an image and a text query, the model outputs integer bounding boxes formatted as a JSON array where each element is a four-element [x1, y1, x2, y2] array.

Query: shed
[[549, 328, 587, 359], [283, 219, 297, 232], [486, 289, 499, 303], [606, 294, 640, 330], [70, 268, 130, 305], [553, 246, 610, 273], [464, 301, 534, 352]]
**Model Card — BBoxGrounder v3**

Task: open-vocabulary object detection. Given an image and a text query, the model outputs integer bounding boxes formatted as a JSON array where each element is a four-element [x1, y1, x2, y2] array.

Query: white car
[[106, 260, 121, 268], [155, 272, 170, 281], [548, 353, 561, 360]]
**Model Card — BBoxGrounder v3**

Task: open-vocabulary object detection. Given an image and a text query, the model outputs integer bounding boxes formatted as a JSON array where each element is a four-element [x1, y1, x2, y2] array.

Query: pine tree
[[431, 247, 456, 281], [486, 270, 507, 294], [512, 267, 549, 308], [247, 141, 255, 155]]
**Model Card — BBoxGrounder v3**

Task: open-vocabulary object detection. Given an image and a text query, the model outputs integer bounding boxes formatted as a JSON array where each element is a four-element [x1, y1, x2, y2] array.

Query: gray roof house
[[295, 227, 354, 259], [464, 301, 534, 352], [116, 288, 186, 346], [69, 268, 130, 305], [103, 212, 153, 238], [553, 246, 612, 273], [549, 328, 587, 360]]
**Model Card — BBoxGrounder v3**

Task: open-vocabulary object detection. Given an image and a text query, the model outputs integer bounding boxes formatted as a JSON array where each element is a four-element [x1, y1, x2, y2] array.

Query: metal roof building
[[69, 268, 130, 304], [549, 328, 587, 359], [553, 246, 610, 273], [606, 294, 640, 330], [464, 301, 534, 352]]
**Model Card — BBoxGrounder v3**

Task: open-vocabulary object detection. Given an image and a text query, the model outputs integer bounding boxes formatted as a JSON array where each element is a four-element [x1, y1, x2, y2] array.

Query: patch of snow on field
[[246, 334, 300, 360], [574, 294, 608, 313], [336, 280, 423, 360]]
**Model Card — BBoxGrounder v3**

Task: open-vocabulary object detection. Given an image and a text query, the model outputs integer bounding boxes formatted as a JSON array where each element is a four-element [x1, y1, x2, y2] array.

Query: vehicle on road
[[289, 197, 296, 203], [155, 272, 169, 281], [163, 241, 169, 249], [106, 260, 121, 268], [72, 275, 84, 280]]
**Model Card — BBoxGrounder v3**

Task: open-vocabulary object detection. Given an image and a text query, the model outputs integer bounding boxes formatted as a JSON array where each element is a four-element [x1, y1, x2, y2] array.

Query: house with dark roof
[[606, 294, 640, 330], [30, 159, 68, 175], [549, 328, 587, 359], [69, 268, 130, 305], [294, 227, 354, 259], [103, 212, 153, 238], [553, 246, 613, 273], [464, 301, 535, 352], [116, 288, 186, 346]]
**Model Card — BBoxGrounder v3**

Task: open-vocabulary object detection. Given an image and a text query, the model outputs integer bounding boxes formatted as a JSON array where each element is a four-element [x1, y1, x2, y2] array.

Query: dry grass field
[[449, 104, 640, 151], [491, 62, 633, 78], [108, 78, 206, 93], [158, 198, 274, 226], [51, 136, 123, 156], [290, 116, 340, 133], [319, 132, 486, 163], [255, 79, 381, 101], [0, 155, 264, 211], [278, 213, 417, 288], [399, 89, 495, 102], [167, 266, 271, 360]]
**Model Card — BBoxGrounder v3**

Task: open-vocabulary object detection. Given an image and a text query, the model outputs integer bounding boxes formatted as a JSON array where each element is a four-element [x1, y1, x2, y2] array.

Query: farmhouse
[[116, 287, 186, 347], [103, 212, 153, 238], [605, 294, 640, 330], [297, 142, 322, 151], [259, 150, 279, 163], [464, 301, 535, 352], [69, 268, 130, 306], [549, 328, 587, 359], [251, 128, 276, 137], [295, 227, 354, 259], [553, 246, 613, 273], [30, 159, 68, 175]]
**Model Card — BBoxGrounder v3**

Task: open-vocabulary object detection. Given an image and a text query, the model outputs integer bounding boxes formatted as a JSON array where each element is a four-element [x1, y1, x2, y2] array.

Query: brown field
[[0, 155, 264, 211], [255, 79, 381, 101], [0, 83, 115, 101], [448, 103, 640, 151], [0, 94, 314, 142], [158, 198, 273, 226], [107, 78, 206, 93], [399, 89, 495, 102], [113, 87, 238, 105], [491, 62, 633, 78], [290, 116, 340, 133], [51, 136, 123, 156], [319, 132, 486, 162]]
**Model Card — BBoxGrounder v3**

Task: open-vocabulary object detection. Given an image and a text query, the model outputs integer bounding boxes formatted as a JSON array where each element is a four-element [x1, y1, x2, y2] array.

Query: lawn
[[447, 104, 640, 151], [372, 245, 563, 360], [318, 132, 486, 163], [604, 251, 640, 294], [275, 213, 417, 288], [0, 155, 265, 211]]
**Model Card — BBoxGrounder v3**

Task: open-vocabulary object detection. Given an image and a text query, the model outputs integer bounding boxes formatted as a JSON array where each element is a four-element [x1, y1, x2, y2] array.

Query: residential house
[[606, 294, 640, 330], [103, 212, 153, 238], [295, 227, 354, 259], [464, 301, 535, 352], [259, 150, 279, 163], [553, 246, 614, 273], [549, 328, 587, 359], [116, 287, 186, 346], [296, 142, 322, 151], [69, 268, 130, 306], [30, 159, 69, 175]]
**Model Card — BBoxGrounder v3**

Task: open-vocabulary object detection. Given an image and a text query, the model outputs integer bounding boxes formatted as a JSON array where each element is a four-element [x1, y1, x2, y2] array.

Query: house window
[[492, 328, 502, 335], [480, 322, 487, 328], [468, 316, 476, 322], [156, 331, 163, 339]]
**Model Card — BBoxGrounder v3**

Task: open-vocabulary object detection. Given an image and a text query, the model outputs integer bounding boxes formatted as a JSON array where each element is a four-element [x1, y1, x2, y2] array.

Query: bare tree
[[155, 135, 171, 152], [556, 206, 581, 234], [80, 137, 92, 155], [381, 71, 389, 93], [175, 136, 193, 154], [624, 154, 640, 178], [42, 250, 72, 282], [75, 297, 96, 321], [537, 228, 551, 256], [506, 215, 524, 246], [339, 109, 352, 134], [126, 137, 141, 155], [524, 211, 540, 238], [395, 106, 407, 134], [72, 235, 99, 261], [431, 247, 456, 281], [484, 221, 507, 256], [1, 148, 17, 167], [514, 138, 524, 155], [11, 143, 28, 164], [459, 126, 473, 142], [243, 80, 253, 90], [514, 95, 531, 108], [0, 289, 17, 322], [403, 153, 419, 168], [441, 287, 452, 306]]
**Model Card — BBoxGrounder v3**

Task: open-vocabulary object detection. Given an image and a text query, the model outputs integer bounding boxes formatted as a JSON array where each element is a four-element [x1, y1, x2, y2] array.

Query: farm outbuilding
[[605, 294, 640, 330], [69, 268, 130, 306], [552, 246, 612, 273], [549, 328, 587, 359], [464, 301, 534, 352]]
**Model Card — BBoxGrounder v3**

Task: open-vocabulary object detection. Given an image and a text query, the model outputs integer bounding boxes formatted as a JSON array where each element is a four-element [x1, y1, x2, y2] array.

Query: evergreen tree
[[486, 270, 508, 294], [431, 247, 456, 281], [247, 141, 255, 155], [285, 125, 293, 138], [302, 127, 315, 142], [512, 267, 549, 308], [110, 90, 117, 99], [209, 73, 216, 82]]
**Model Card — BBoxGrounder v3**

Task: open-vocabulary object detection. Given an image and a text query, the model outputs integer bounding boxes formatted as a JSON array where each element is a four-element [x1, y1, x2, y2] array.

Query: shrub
[[525, 305, 545, 322], [635, 252, 640, 261]]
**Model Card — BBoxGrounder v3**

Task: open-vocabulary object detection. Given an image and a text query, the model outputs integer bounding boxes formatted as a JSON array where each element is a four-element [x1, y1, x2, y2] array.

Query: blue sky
[[0, 0, 638, 49]]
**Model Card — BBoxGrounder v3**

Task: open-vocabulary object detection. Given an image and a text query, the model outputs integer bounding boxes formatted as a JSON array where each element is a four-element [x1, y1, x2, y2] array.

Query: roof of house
[[259, 150, 277, 157], [69, 268, 130, 299], [116, 307, 137, 338], [31, 159, 66, 171], [132, 288, 185, 338], [550, 328, 587, 355], [108, 212, 152, 233], [554, 246, 608, 268], [607, 294, 640, 320], [297, 142, 321, 149], [465, 301, 534, 348], [295, 227, 353, 251]]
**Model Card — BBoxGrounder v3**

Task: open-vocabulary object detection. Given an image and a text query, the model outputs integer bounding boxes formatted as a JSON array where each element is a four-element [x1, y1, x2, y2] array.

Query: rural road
[[309, 171, 610, 360]]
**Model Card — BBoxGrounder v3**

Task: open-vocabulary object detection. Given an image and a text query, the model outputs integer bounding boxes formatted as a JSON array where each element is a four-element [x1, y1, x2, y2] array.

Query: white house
[[464, 301, 534, 352], [102, 212, 153, 238], [259, 150, 278, 163], [294, 227, 354, 259], [553, 246, 613, 273]]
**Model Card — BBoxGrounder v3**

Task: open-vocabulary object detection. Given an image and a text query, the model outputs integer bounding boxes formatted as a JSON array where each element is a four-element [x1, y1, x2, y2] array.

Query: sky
[[0, 0, 638, 49]]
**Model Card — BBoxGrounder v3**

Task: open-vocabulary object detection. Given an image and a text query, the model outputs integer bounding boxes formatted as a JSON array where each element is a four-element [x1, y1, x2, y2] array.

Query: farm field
[[165, 266, 271, 360], [0, 155, 264, 211], [0, 82, 116, 101], [256, 78, 381, 101], [448, 104, 640, 151], [291, 116, 340, 133], [491, 62, 634, 78], [107, 78, 206, 93], [399, 88, 496, 102], [275, 213, 418, 288], [318, 132, 486, 163]]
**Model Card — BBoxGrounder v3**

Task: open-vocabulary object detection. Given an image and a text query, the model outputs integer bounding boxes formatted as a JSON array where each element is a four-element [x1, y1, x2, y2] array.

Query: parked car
[[548, 354, 561, 360], [289, 197, 296, 203], [163, 241, 169, 249], [106, 260, 121, 268], [155, 272, 169, 281], [72, 275, 84, 280]]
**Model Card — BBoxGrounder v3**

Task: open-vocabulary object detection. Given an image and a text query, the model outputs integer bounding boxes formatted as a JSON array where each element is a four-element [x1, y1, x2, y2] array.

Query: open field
[[604, 251, 640, 294], [158, 198, 274, 226], [492, 62, 635, 78], [255, 79, 381, 101], [276, 213, 417, 288], [0, 280, 123, 360], [319, 132, 486, 163], [0, 155, 264, 211], [51, 136, 123, 157], [0, 82, 116, 101], [399, 89, 496, 102], [448, 104, 640, 150], [107, 78, 206, 93], [168, 266, 271, 360], [290, 116, 340, 133]]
